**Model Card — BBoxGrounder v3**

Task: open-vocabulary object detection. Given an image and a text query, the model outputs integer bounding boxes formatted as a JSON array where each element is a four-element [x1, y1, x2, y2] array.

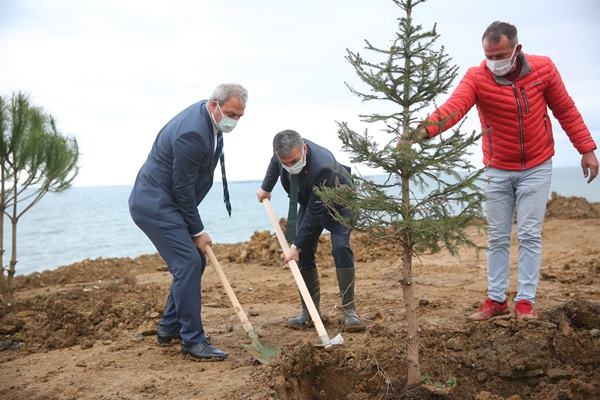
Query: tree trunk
[[5, 182, 18, 304], [0, 166, 9, 305], [401, 244, 419, 385], [0, 269, 9, 305], [401, 183, 420, 386], [0, 274, 15, 305], [400, 1, 420, 385], [7, 218, 16, 303]]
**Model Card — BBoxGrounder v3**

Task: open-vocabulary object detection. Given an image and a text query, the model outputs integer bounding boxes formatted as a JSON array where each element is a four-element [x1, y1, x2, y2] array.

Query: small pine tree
[[0, 92, 79, 304], [317, 0, 485, 386]]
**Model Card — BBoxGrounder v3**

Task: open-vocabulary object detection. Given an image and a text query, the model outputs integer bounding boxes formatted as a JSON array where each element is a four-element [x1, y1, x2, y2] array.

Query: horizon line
[[71, 165, 586, 189]]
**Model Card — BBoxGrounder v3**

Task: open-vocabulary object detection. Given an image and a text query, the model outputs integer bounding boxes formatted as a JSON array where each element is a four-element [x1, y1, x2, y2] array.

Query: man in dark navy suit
[[256, 130, 365, 332], [129, 83, 247, 361]]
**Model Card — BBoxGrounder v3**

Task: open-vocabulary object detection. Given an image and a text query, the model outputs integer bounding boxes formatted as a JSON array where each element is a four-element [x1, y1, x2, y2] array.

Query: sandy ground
[[0, 194, 599, 400]]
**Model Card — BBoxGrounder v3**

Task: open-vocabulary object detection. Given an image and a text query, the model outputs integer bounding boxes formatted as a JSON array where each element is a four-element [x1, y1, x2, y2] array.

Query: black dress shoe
[[156, 331, 181, 346], [181, 341, 229, 361]]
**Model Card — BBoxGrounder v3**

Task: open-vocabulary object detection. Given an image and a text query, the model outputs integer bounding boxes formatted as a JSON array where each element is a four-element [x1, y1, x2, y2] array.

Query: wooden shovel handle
[[262, 198, 331, 345], [206, 246, 255, 334]]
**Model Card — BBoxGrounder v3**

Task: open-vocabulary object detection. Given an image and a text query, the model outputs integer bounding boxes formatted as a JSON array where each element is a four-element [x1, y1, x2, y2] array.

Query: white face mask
[[281, 148, 306, 175], [486, 44, 518, 76], [213, 102, 238, 133]]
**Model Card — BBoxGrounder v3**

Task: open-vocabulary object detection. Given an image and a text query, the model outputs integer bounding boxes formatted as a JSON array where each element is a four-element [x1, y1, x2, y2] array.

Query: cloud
[[1, 0, 598, 186]]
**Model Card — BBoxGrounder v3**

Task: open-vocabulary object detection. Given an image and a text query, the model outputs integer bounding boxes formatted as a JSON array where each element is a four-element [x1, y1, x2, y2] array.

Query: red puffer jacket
[[425, 53, 597, 170]]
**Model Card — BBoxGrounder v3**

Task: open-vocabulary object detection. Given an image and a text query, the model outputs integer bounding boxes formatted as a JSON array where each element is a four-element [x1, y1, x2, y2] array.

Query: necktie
[[217, 133, 231, 216], [285, 174, 298, 242]]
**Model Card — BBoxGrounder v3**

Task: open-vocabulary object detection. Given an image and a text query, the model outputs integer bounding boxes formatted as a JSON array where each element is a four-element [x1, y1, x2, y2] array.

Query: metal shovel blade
[[329, 332, 344, 346], [315, 332, 344, 349], [243, 330, 281, 365]]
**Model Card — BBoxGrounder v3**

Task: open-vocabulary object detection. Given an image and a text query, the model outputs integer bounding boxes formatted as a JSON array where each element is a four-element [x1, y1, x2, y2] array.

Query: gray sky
[[1, 0, 599, 187]]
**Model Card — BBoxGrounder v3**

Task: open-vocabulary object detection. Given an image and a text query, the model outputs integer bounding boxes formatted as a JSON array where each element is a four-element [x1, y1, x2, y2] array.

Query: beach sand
[[1, 193, 599, 399]]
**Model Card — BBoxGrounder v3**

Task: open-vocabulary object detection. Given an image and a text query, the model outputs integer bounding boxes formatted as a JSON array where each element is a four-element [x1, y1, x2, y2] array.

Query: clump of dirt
[[546, 192, 600, 219], [227, 229, 282, 266], [351, 230, 400, 262], [252, 299, 600, 400], [542, 299, 600, 330], [225, 218, 286, 266]]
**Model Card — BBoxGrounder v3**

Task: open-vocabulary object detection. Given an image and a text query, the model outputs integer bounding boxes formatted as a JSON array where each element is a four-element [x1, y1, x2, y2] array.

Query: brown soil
[[546, 191, 600, 219], [1, 194, 599, 400]]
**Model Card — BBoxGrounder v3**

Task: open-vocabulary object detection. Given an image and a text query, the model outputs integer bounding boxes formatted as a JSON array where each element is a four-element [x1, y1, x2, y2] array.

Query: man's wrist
[[290, 244, 300, 252]]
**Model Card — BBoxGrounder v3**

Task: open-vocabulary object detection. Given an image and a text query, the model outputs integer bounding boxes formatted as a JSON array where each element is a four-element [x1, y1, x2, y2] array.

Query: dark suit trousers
[[297, 205, 354, 270], [130, 209, 207, 345]]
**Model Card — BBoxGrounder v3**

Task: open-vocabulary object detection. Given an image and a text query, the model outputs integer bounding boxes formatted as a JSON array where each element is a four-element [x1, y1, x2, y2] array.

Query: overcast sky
[[1, 0, 598, 187]]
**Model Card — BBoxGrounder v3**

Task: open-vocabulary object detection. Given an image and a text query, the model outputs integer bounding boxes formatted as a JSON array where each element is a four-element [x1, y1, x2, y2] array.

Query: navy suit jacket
[[129, 100, 221, 235], [260, 140, 352, 248]]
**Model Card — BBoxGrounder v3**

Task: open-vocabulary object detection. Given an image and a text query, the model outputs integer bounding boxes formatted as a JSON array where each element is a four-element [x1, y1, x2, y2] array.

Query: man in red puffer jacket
[[419, 21, 598, 320]]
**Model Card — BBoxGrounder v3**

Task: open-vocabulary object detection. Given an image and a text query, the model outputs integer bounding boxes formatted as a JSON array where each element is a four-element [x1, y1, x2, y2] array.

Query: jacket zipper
[[520, 88, 529, 114], [486, 126, 493, 156], [543, 115, 553, 144], [511, 83, 526, 169]]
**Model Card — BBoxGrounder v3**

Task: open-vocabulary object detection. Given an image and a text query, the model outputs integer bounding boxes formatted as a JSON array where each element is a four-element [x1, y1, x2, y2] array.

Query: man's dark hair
[[273, 130, 303, 157], [482, 21, 518, 45]]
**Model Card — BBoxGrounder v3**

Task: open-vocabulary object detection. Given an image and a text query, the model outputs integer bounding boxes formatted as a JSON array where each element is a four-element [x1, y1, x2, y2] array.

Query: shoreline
[[8, 192, 600, 278], [14, 191, 600, 279], [9, 205, 600, 297]]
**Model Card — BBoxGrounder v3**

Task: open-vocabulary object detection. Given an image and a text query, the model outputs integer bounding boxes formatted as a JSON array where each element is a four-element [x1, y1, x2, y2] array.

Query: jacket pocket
[[486, 126, 493, 157], [543, 115, 553, 145], [520, 88, 529, 114]]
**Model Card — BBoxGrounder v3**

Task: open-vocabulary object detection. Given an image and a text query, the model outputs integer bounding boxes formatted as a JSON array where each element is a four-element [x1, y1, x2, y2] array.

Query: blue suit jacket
[[260, 139, 352, 248], [129, 100, 221, 235]]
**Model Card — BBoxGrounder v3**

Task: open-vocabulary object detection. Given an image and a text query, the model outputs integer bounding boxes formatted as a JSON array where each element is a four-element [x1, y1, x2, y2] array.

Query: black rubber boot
[[336, 267, 365, 332], [287, 267, 320, 329]]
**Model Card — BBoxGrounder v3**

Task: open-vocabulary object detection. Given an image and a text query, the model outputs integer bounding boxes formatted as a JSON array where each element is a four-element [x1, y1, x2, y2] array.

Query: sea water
[[10, 181, 291, 275]]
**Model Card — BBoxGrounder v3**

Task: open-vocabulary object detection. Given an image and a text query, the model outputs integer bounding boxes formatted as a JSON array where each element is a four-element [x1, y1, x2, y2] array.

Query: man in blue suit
[[256, 130, 365, 332], [129, 83, 247, 361]]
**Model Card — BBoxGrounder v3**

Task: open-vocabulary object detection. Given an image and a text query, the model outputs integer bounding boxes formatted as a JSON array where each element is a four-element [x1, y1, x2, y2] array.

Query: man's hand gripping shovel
[[262, 198, 344, 348], [206, 246, 280, 364]]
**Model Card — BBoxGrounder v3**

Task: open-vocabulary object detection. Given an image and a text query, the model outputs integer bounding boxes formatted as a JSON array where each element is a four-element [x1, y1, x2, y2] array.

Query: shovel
[[206, 246, 280, 364], [262, 198, 344, 349]]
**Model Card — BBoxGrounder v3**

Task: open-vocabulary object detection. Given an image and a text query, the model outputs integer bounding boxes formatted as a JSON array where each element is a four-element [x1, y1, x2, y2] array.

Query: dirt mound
[[542, 299, 600, 330], [249, 333, 453, 400], [14, 254, 164, 290], [1, 279, 164, 354], [226, 221, 399, 269], [546, 192, 600, 219], [248, 299, 600, 400], [226, 229, 283, 266], [429, 299, 600, 399]]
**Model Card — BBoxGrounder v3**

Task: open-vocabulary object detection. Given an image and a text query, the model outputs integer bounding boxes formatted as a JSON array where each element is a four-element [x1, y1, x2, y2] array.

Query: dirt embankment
[[1, 193, 599, 400], [545, 191, 600, 219]]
